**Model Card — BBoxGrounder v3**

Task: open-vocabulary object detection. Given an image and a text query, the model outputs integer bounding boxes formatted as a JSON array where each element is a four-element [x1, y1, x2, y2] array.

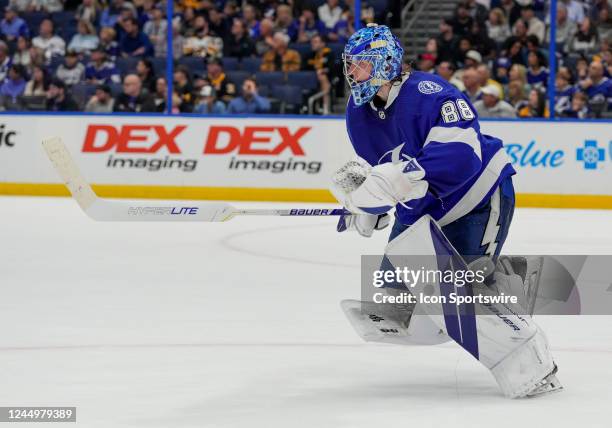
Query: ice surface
[[1, 197, 611, 428]]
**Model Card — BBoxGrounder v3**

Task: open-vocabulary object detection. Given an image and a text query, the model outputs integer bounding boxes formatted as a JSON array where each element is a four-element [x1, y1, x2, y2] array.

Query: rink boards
[[0, 113, 610, 208]]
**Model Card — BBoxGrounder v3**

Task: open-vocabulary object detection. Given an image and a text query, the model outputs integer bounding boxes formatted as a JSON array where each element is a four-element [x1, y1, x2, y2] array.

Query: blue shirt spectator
[[0, 41, 12, 82], [119, 17, 154, 57], [579, 61, 612, 111], [0, 6, 29, 40], [0, 64, 26, 101], [85, 48, 121, 84], [227, 78, 271, 114], [289, 9, 327, 43], [194, 85, 227, 114]]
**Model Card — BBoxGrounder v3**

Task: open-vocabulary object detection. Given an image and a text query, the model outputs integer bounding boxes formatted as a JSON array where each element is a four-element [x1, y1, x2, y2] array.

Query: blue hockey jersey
[[345, 71, 516, 227]]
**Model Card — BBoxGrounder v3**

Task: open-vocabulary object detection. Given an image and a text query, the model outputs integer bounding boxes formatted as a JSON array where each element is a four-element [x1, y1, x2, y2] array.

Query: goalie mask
[[342, 23, 404, 106]]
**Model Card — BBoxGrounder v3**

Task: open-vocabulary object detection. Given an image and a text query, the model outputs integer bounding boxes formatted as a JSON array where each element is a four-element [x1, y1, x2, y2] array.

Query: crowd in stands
[[423, 0, 612, 118], [0, 0, 369, 114], [0, 0, 609, 118]]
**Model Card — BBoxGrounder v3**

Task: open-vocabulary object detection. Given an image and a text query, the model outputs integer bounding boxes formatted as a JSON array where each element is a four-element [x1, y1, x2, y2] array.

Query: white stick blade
[[42, 136, 97, 210]]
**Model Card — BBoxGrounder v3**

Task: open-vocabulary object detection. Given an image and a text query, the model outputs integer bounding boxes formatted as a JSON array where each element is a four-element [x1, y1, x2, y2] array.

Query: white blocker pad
[[384, 215, 556, 398]]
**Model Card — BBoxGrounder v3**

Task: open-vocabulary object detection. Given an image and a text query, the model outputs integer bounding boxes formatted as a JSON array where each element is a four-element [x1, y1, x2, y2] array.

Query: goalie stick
[[42, 137, 348, 222]]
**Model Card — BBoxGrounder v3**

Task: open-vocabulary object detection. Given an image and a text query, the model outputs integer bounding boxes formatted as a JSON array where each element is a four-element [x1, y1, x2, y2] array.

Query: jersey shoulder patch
[[417, 80, 444, 95]]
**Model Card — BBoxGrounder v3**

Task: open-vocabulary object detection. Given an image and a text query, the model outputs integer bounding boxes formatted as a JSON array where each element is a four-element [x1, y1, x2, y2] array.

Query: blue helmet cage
[[342, 24, 404, 106]]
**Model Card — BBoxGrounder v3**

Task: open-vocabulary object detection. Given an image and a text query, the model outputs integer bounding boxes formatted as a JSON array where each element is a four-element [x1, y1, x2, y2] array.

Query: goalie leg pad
[[384, 215, 559, 397]]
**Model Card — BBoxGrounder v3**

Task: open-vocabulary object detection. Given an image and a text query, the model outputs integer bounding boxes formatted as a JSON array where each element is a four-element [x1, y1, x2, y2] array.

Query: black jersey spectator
[[450, 3, 474, 36], [119, 17, 154, 57], [113, 73, 155, 112], [224, 18, 255, 58], [206, 57, 237, 103], [437, 19, 459, 63], [136, 58, 156, 93], [173, 65, 194, 112], [85, 84, 115, 112], [46, 78, 79, 111]]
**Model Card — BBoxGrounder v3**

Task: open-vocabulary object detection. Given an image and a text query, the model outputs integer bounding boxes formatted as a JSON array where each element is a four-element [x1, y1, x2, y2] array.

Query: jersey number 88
[[441, 99, 475, 123]]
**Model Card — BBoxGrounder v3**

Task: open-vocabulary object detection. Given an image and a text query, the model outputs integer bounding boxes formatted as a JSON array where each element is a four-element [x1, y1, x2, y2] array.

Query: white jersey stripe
[[424, 126, 482, 160]]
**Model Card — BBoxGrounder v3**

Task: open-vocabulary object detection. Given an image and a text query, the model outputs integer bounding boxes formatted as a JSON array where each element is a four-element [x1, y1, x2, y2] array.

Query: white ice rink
[[1, 196, 612, 428]]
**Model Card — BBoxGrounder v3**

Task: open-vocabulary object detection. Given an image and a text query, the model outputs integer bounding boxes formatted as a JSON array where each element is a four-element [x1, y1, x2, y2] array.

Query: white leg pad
[[490, 326, 555, 398]]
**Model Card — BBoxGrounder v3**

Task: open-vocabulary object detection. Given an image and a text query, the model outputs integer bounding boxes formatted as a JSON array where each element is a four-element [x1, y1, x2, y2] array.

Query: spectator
[[526, 50, 548, 88], [450, 3, 474, 36], [113, 73, 155, 112], [507, 80, 528, 111], [454, 37, 474, 68], [24, 64, 48, 96], [136, 58, 156, 92], [468, 21, 496, 59], [292, 8, 326, 43], [500, 0, 521, 27], [0, 41, 12, 82], [437, 18, 459, 63], [207, 8, 230, 41], [32, 19, 66, 63], [464, 49, 482, 68], [465, 0, 488, 25], [171, 21, 184, 60], [578, 60, 612, 111], [474, 84, 516, 118], [494, 57, 511, 84], [119, 17, 154, 57], [173, 65, 194, 112], [12, 35, 33, 71], [261, 32, 301, 72], [148, 77, 168, 112], [99, 27, 119, 60], [206, 57, 237, 103], [55, 50, 85, 87], [518, 5, 545, 43], [243, 4, 260, 40], [0, 5, 29, 42], [318, 0, 342, 31], [227, 78, 270, 113], [75, 0, 101, 25], [418, 52, 436, 73], [304, 34, 334, 113], [143, 5, 167, 57], [476, 63, 504, 99], [575, 55, 589, 81], [486, 8, 511, 45], [554, 68, 577, 114], [68, 19, 100, 55], [546, 3, 577, 53], [327, 10, 354, 44], [100, 0, 135, 28], [194, 84, 226, 114], [255, 18, 274, 56], [561, 0, 585, 24], [511, 18, 529, 44], [224, 18, 255, 58], [46, 78, 79, 111], [7, 0, 30, 13], [436, 61, 463, 90], [597, 7, 612, 42], [509, 63, 529, 93], [0, 64, 26, 101], [85, 47, 120, 84], [85, 84, 115, 112], [518, 88, 549, 117], [505, 38, 525, 65], [568, 17, 599, 55], [183, 16, 223, 58], [462, 67, 482, 103], [274, 5, 293, 38], [560, 91, 590, 118]]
